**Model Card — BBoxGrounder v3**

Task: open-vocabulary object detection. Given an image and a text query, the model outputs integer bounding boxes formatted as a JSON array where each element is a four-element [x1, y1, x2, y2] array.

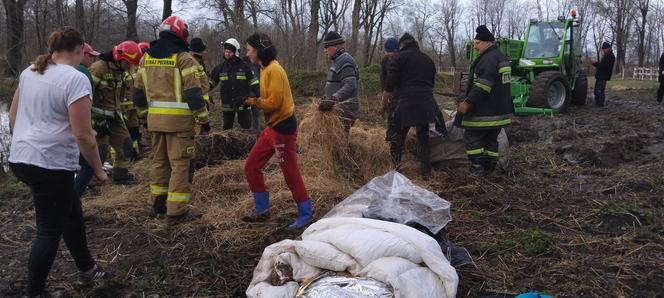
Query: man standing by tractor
[[657, 50, 664, 104], [319, 31, 360, 136], [89, 41, 142, 184], [591, 42, 615, 108], [133, 16, 210, 221], [457, 25, 513, 174], [210, 38, 259, 130]]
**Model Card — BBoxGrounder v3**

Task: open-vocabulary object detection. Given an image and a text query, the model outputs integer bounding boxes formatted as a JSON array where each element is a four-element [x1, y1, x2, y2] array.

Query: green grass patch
[[598, 201, 653, 224], [0, 175, 29, 200], [496, 228, 553, 257]]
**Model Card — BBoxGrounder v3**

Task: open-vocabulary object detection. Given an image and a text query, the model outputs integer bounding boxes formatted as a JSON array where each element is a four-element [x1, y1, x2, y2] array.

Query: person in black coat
[[591, 42, 615, 107], [383, 33, 437, 177], [657, 51, 664, 103], [380, 37, 400, 148]]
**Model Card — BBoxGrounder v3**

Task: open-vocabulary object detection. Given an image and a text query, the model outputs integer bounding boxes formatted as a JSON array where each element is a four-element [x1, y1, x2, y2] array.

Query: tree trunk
[[75, 0, 86, 37], [162, 0, 172, 21], [124, 0, 139, 41], [308, 0, 320, 70], [349, 0, 361, 56], [233, 0, 245, 36], [3, 0, 28, 76], [55, 0, 64, 26]]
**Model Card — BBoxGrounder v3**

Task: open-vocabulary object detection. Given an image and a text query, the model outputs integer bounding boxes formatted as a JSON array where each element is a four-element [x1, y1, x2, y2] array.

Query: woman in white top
[[8, 27, 113, 297]]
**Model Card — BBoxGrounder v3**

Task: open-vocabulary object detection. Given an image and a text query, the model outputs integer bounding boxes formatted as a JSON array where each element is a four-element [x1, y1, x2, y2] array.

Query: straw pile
[[193, 129, 259, 169]]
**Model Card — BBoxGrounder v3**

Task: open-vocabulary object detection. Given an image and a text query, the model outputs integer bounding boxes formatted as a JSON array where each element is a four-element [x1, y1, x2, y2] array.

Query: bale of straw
[[193, 129, 259, 169]]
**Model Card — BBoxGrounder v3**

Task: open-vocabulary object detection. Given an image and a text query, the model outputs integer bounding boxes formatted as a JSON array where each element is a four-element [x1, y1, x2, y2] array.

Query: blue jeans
[[74, 155, 93, 197], [74, 144, 108, 197]]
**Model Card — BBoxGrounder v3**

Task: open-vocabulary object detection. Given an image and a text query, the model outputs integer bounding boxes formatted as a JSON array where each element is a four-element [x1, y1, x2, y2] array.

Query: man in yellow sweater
[[242, 32, 312, 229]]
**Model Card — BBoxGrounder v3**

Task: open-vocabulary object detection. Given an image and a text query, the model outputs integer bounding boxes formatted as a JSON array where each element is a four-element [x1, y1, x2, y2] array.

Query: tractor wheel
[[528, 71, 571, 113], [571, 70, 588, 106]]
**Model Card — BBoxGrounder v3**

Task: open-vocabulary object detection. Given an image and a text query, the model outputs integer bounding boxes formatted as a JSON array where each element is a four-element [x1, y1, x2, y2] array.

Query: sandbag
[[428, 119, 510, 170]]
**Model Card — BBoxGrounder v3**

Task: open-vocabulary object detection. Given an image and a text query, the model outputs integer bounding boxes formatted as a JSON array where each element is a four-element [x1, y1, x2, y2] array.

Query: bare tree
[[76, 0, 85, 36], [163, 0, 172, 20], [308, 0, 320, 67], [124, 0, 139, 41], [3, 0, 28, 76], [320, 0, 350, 34], [440, 0, 461, 67], [631, 0, 650, 66], [349, 0, 361, 55]]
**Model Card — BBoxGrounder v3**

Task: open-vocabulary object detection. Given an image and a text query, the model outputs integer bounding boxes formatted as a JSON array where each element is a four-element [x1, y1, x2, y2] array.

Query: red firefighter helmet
[[113, 41, 142, 65], [159, 16, 190, 42], [138, 41, 150, 54]]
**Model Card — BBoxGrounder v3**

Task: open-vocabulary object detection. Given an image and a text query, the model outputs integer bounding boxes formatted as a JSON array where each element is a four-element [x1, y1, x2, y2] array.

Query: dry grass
[[2, 90, 663, 297]]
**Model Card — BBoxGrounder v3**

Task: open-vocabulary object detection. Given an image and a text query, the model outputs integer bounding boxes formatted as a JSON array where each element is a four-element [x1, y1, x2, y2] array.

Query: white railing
[[632, 67, 659, 80]]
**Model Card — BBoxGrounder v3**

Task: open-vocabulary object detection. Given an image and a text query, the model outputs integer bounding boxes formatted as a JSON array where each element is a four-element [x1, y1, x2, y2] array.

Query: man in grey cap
[[319, 31, 360, 135]]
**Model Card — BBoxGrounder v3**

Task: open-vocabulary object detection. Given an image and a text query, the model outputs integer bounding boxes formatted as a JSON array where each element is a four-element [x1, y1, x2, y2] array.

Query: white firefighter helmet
[[223, 38, 241, 56]]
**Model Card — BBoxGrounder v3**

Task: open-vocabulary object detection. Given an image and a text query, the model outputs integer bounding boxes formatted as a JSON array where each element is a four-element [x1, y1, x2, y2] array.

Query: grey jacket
[[324, 49, 360, 119]]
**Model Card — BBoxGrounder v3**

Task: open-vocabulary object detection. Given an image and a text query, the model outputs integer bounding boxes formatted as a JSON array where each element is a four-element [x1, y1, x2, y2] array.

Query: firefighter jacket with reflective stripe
[[193, 53, 212, 102], [134, 52, 206, 132], [210, 56, 259, 106], [120, 65, 138, 112], [463, 45, 513, 130], [90, 60, 125, 115]]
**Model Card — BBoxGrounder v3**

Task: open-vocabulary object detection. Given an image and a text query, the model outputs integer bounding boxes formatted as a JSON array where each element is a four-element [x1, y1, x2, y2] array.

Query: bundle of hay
[[193, 129, 259, 169]]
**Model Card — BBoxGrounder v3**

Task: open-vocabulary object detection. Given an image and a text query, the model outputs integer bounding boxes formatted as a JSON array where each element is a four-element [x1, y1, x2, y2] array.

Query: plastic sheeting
[[324, 171, 452, 234], [297, 272, 394, 298]]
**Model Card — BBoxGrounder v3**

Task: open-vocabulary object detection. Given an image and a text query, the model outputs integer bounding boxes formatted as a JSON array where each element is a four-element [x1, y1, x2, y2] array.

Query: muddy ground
[[1, 85, 663, 297]]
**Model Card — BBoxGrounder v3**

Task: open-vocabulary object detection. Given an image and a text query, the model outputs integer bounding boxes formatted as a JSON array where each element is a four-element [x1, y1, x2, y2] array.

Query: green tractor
[[462, 11, 587, 116]]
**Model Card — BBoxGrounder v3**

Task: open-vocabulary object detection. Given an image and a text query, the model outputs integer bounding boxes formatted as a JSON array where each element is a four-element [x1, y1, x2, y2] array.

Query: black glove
[[318, 100, 336, 112], [92, 117, 113, 137], [200, 123, 211, 134], [231, 96, 246, 110]]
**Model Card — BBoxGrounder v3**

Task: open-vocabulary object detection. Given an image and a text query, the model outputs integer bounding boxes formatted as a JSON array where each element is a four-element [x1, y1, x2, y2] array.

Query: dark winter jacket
[[385, 43, 437, 127], [380, 55, 391, 91], [462, 45, 513, 130], [243, 56, 261, 88], [659, 52, 664, 83], [593, 50, 615, 81], [324, 48, 360, 119], [210, 56, 259, 110]]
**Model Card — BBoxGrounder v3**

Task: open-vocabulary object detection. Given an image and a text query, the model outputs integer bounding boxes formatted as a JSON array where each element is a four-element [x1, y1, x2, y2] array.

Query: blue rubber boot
[[289, 199, 313, 229], [242, 192, 270, 222]]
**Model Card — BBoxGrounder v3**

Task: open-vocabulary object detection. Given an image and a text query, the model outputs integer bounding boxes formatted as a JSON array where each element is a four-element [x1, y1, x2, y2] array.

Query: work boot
[[242, 192, 270, 222], [166, 207, 202, 225], [420, 162, 432, 178], [289, 199, 313, 229], [469, 162, 484, 174], [111, 167, 135, 185], [153, 195, 167, 215], [79, 264, 114, 286], [482, 157, 497, 175]]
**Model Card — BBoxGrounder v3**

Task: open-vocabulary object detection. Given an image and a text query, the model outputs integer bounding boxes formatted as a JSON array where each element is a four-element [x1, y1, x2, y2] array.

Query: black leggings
[[10, 163, 95, 296]]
